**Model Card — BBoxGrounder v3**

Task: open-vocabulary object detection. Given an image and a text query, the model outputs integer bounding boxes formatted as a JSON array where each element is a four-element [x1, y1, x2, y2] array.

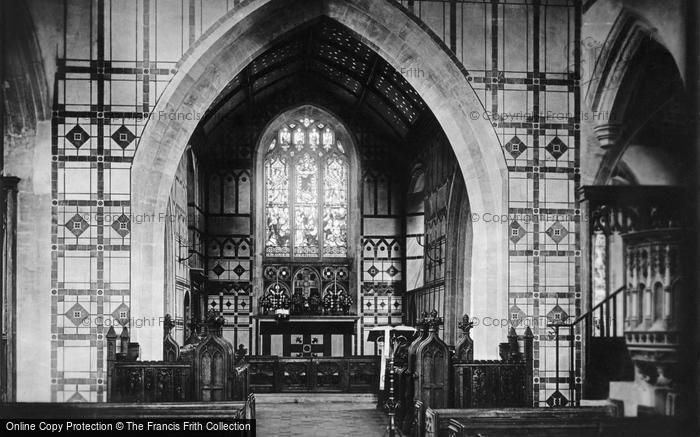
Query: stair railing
[[555, 285, 626, 406]]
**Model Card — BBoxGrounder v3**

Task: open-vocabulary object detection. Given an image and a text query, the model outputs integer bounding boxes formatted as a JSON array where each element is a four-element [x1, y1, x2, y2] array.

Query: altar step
[[255, 392, 377, 404]]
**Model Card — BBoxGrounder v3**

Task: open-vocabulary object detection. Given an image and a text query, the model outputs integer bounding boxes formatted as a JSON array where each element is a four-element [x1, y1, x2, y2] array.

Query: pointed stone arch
[[130, 0, 507, 358]]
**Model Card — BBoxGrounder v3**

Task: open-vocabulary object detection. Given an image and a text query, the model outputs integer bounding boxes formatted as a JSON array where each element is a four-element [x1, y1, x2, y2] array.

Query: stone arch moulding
[[585, 9, 681, 185], [130, 0, 508, 359]]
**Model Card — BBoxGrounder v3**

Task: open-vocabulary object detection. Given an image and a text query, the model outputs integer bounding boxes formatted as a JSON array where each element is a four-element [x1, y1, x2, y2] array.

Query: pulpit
[[582, 186, 689, 415]]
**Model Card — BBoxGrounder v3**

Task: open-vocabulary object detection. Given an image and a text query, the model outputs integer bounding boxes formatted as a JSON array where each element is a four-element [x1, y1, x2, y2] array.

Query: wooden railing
[[247, 356, 379, 393], [576, 285, 626, 338], [110, 362, 193, 403], [389, 311, 534, 436], [552, 285, 627, 403], [452, 322, 533, 409], [106, 312, 250, 403]]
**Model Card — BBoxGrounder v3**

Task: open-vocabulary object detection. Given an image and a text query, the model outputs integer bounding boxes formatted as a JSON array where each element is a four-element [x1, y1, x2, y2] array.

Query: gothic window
[[264, 117, 348, 259]]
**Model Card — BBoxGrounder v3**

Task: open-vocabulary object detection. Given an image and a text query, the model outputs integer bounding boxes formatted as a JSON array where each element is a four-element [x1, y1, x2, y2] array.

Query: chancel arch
[[131, 0, 508, 360]]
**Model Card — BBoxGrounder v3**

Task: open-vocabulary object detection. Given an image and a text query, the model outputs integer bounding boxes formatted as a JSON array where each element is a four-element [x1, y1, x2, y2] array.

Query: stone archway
[[131, 0, 508, 359], [584, 9, 687, 185]]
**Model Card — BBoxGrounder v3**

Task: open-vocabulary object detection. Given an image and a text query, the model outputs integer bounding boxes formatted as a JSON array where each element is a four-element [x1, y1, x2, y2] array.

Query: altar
[[255, 315, 359, 357]]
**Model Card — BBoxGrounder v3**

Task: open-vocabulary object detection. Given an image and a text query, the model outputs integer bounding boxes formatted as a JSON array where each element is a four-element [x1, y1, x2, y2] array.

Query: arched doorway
[[131, 0, 507, 359]]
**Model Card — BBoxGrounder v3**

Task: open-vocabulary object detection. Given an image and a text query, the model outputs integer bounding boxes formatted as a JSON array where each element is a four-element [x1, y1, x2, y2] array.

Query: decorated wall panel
[[395, 0, 581, 405], [50, 0, 238, 401], [407, 0, 580, 406], [360, 144, 405, 355], [206, 168, 253, 351]]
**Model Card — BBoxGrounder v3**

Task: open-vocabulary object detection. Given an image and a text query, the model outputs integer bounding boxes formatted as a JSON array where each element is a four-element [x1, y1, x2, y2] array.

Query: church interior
[[1, 0, 698, 435]]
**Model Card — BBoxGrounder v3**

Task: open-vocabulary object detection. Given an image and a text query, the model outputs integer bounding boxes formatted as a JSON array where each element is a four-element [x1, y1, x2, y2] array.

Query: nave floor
[[255, 394, 388, 437]]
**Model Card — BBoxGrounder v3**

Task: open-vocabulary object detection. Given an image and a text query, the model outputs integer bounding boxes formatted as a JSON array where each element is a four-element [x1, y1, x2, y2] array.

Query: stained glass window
[[323, 155, 347, 256], [264, 118, 348, 259], [265, 156, 290, 256]]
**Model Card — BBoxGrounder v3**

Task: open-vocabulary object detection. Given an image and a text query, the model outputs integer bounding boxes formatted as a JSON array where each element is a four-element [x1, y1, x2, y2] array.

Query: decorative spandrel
[[263, 115, 348, 260]]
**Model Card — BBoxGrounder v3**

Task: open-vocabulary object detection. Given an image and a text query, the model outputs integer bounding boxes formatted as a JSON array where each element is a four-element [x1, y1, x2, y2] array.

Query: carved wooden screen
[[163, 334, 180, 363], [414, 317, 451, 409], [194, 336, 232, 401], [260, 265, 351, 315]]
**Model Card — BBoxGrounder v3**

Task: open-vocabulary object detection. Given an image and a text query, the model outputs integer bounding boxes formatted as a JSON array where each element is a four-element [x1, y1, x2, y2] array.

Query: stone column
[[0, 176, 20, 402]]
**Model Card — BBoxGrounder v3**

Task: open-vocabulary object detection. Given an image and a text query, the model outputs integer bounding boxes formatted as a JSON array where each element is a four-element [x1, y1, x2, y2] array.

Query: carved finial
[[425, 309, 444, 332], [507, 327, 521, 361], [205, 309, 225, 335], [420, 311, 429, 323], [163, 314, 174, 337], [235, 344, 248, 363], [458, 314, 474, 335], [187, 317, 200, 333], [106, 326, 117, 339], [119, 327, 130, 355], [524, 326, 534, 338], [415, 311, 430, 331]]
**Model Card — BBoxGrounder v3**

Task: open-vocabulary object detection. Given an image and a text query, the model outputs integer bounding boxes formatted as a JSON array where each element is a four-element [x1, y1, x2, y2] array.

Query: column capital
[[593, 123, 621, 149]]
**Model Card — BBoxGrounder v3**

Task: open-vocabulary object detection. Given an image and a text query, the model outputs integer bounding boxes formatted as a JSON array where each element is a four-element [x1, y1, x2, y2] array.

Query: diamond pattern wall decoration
[[546, 304, 569, 324], [367, 265, 379, 277], [212, 264, 225, 277], [509, 305, 527, 325], [505, 136, 527, 159], [111, 125, 136, 149], [509, 220, 526, 244], [66, 125, 90, 149], [65, 303, 89, 326], [545, 137, 568, 159], [546, 390, 568, 407], [111, 214, 131, 237], [233, 264, 246, 277], [65, 214, 89, 237], [545, 221, 569, 244], [67, 391, 88, 403], [111, 303, 130, 326]]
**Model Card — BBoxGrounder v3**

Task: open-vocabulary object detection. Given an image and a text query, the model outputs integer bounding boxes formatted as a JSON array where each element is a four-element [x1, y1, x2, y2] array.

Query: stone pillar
[[0, 176, 20, 402]]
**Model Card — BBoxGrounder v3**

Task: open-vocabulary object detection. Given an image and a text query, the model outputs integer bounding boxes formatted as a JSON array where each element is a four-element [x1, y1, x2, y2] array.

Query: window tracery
[[264, 118, 348, 259]]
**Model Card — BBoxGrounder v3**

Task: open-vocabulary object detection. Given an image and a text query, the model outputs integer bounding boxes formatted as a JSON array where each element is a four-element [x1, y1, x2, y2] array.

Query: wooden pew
[[421, 405, 685, 437], [0, 393, 256, 420], [441, 410, 682, 437]]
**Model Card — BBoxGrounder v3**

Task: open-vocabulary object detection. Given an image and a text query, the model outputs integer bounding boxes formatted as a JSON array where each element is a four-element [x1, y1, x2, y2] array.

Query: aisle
[[255, 395, 388, 437]]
